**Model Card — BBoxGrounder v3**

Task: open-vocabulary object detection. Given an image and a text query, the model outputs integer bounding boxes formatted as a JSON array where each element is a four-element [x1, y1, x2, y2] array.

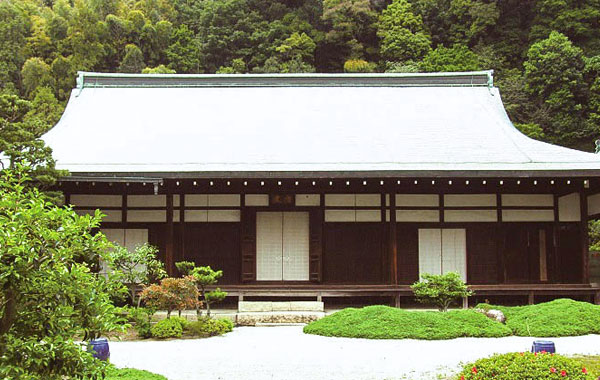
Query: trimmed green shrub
[[184, 317, 233, 337], [477, 299, 600, 337], [105, 367, 167, 379], [411, 272, 473, 312], [126, 307, 153, 339], [150, 318, 183, 339], [456, 352, 594, 380], [303, 305, 511, 340], [169, 316, 190, 330]]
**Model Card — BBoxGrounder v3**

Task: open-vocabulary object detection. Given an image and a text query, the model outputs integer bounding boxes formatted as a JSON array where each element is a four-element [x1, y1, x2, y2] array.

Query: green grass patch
[[477, 298, 600, 337], [573, 356, 600, 378], [105, 367, 167, 380], [303, 305, 512, 340]]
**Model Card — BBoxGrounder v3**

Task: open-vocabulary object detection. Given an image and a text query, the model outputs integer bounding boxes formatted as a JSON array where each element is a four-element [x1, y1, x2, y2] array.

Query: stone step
[[238, 301, 324, 313], [237, 311, 325, 326]]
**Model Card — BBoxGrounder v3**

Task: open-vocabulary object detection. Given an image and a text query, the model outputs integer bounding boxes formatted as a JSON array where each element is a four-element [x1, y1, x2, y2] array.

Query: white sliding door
[[418, 229, 442, 277], [418, 228, 467, 281], [256, 212, 284, 281], [100, 228, 148, 275], [441, 229, 467, 280], [283, 212, 310, 281], [256, 212, 309, 281]]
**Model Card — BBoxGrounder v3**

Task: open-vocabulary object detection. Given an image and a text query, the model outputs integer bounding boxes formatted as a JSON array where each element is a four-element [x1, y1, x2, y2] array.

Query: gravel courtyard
[[110, 326, 600, 380]]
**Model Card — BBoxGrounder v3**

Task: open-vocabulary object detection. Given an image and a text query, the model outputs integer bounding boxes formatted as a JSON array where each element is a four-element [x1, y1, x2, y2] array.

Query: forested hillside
[[1, 0, 600, 155]]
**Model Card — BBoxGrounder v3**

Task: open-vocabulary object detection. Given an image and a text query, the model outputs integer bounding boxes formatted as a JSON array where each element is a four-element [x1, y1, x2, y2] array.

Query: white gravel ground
[[110, 327, 600, 380]]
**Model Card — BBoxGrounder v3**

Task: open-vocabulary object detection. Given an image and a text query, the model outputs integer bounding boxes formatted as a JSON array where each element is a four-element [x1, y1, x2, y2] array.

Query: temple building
[[43, 71, 600, 305]]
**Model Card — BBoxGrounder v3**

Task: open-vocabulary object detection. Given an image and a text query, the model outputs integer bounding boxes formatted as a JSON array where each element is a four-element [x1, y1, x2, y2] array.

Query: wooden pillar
[[462, 296, 469, 309], [528, 291, 535, 305], [165, 192, 174, 276], [122, 191, 127, 225], [179, 193, 185, 264], [580, 191, 590, 284], [496, 193, 505, 284], [389, 193, 398, 285]]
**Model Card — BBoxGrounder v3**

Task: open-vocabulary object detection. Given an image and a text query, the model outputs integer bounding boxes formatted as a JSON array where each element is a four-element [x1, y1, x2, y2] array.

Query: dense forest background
[[1, 0, 600, 156]]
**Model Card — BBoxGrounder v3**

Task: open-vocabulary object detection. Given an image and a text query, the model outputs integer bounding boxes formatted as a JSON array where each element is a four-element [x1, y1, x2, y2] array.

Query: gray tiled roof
[[42, 71, 600, 177]]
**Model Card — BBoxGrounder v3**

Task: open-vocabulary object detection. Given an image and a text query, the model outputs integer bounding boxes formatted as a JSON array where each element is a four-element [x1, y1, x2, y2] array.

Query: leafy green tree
[[50, 55, 77, 101], [166, 24, 201, 73], [384, 60, 420, 73], [66, 0, 108, 71], [0, 168, 126, 379], [21, 57, 55, 98], [176, 261, 228, 318], [142, 64, 176, 74], [175, 260, 196, 276], [217, 58, 247, 73], [419, 44, 481, 72], [0, 1, 28, 93], [530, 0, 600, 56], [584, 55, 600, 127], [343, 58, 375, 72], [104, 243, 167, 305], [140, 20, 173, 66], [254, 32, 318, 73], [0, 93, 64, 200], [377, 0, 431, 63], [411, 272, 472, 312], [524, 31, 593, 149], [410, 0, 499, 48], [190, 0, 283, 73], [515, 123, 546, 141], [277, 32, 316, 63], [119, 44, 146, 73], [25, 15, 54, 60], [322, 0, 378, 64], [191, 266, 228, 317]]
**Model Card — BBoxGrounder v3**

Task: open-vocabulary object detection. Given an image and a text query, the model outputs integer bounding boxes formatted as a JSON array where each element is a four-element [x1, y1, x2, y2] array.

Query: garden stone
[[474, 308, 506, 323]]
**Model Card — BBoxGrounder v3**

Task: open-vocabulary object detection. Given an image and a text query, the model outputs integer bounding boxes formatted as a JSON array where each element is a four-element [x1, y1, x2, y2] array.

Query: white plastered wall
[[558, 193, 581, 222]]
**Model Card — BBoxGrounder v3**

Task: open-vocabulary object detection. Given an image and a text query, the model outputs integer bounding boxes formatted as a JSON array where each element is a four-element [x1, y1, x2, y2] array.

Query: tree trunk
[[0, 287, 17, 337], [196, 304, 202, 321], [201, 287, 211, 317], [130, 286, 137, 306]]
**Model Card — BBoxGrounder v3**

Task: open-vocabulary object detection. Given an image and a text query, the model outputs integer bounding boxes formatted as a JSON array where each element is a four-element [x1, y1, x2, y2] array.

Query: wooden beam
[[580, 191, 590, 283], [165, 192, 174, 276], [389, 193, 398, 285]]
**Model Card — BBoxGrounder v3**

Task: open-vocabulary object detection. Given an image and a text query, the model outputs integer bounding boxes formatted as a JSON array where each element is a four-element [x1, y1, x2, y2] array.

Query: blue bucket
[[531, 340, 555, 354], [88, 338, 110, 361]]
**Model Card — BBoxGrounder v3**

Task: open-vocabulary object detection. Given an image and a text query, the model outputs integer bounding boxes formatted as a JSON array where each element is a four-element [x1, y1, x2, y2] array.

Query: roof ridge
[[76, 70, 494, 89]]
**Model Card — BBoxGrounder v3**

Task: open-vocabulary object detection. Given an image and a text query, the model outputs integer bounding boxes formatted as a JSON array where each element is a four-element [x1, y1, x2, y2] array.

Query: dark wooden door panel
[[467, 225, 498, 284], [309, 209, 323, 282], [241, 209, 257, 282], [557, 225, 582, 283], [323, 223, 384, 284], [396, 225, 419, 285], [184, 223, 241, 284]]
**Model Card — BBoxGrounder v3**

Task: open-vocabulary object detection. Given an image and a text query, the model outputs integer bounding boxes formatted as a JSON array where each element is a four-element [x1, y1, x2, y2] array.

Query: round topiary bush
[[456, 352, 594, 380], [150, 318, 183, 339], [185, 317, 233, 337]]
